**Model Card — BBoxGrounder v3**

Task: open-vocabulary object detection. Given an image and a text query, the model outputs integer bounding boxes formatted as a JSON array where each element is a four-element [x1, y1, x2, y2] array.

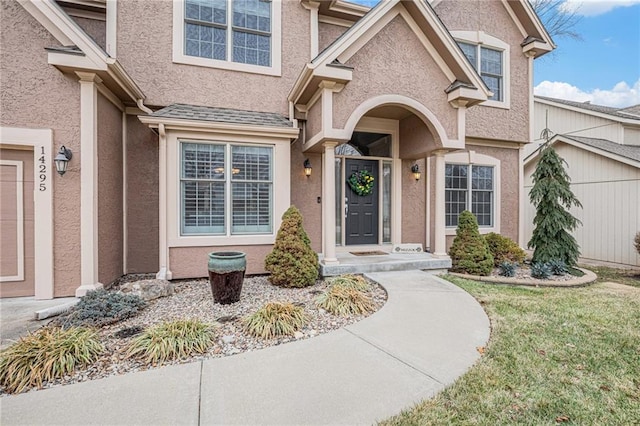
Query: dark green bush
[[265, 206, 319, 288], [448, 211, 494, 276], [548, 259, 568, 276], [484, 232, 526, 267], [635, 232, 640, 255], [57, 289, 147, 328], [531, 262, 552, 279], [498, 261, 518, 277]]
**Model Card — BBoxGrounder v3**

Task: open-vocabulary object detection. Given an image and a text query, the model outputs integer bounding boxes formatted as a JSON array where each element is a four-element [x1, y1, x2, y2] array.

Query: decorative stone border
[[448, 268, 597, 288]]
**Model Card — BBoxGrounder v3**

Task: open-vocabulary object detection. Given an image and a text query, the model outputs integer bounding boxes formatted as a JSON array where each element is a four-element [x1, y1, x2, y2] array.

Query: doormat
[[349, 251, 388, 256]]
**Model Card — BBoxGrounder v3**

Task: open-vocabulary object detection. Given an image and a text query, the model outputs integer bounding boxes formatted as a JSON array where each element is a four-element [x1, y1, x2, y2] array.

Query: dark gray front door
[[345, 159, 379, 245]]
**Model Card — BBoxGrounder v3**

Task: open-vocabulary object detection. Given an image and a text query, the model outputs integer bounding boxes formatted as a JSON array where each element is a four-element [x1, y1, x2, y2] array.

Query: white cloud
[[559, 0, 640, 17], [534, 79, 640, 107]]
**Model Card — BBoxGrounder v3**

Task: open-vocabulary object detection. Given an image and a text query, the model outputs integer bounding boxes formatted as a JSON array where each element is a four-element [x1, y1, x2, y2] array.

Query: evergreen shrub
[[484, 232, 526, 266], [265, 206, 319, 288], [448, 211, 494, 276], [57, 289, 146, 328]]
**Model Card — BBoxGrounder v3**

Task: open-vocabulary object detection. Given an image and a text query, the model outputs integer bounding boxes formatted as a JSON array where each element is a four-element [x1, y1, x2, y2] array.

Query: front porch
[[319, 251, 451, 276]]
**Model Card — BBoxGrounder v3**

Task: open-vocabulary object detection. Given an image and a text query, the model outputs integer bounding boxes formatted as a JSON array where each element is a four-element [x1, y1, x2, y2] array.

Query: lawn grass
[[580, 264, 640, 288], [382, 277, 640, 425]]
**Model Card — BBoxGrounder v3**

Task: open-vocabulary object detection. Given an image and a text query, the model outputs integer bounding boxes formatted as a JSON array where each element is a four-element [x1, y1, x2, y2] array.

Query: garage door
[[0, 148, 34, 297]]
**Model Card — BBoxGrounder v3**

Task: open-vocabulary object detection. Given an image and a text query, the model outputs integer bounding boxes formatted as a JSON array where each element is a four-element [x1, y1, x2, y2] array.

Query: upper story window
[[458, 42, 503, 102], [451, 31, 510, 109], [174, 0, 281, 75]]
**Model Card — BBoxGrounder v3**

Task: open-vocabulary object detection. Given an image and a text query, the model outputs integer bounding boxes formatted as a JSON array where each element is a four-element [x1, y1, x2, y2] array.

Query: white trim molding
[[0, 160, 25, 283], [0, 127, 54, 299], [172, 0, 282, 76]]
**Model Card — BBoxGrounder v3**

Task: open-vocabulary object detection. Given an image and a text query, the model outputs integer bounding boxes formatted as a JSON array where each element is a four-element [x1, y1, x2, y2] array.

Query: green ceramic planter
[[208, 252, 246, 304]]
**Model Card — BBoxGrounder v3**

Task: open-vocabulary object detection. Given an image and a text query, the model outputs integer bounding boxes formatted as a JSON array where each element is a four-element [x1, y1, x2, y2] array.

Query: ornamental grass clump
[[57, 289, 146, 328], [0, 327, 103, 394], [126, 319, 215, 364], [316, 284, 375, 316], [265, 206, 319, 288], [244, 302, 307, 339], [327, 274, 370, 292], [448, 211, 494, 276]]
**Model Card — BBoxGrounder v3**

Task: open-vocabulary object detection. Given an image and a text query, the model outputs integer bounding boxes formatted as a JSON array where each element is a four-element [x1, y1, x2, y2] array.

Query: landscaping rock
[[119, 280, 174, 301]]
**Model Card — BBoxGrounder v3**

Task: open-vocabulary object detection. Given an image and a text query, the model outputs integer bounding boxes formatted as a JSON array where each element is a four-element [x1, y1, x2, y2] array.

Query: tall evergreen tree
[[528, 145, 582, 266]]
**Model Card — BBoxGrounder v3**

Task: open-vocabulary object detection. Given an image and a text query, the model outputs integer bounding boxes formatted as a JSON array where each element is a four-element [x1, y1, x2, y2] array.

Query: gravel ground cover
[[2, 275, 386, 395]]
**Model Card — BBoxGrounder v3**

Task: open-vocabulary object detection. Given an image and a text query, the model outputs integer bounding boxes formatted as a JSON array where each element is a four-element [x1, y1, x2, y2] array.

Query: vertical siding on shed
[[524, 143, 640, 266]]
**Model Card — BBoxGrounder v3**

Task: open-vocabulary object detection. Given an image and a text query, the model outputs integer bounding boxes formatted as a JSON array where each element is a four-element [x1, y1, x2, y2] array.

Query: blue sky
[[348, 0, 640, 107]]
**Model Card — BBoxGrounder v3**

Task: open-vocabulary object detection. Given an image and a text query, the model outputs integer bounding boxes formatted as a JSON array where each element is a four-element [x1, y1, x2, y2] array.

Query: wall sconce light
[[411, 164, 421, 181], [54, 145, 73, 176], [304, 159, 312, 177]]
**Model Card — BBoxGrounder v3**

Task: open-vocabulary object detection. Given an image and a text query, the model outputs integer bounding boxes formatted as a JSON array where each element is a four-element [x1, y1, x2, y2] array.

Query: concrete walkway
[[0, 271, 490, 425]]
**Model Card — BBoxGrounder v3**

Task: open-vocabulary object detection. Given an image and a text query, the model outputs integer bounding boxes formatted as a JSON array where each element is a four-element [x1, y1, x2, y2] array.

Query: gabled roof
[[524, 134, 640, 168], [150, 104, 293, 128], [290, 0, 491, 106], [535, 96, 640, 123]]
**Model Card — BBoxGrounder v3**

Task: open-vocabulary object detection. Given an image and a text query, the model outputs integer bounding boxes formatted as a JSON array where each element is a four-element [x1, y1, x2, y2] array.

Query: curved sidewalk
[[0, 271, 490, 425]]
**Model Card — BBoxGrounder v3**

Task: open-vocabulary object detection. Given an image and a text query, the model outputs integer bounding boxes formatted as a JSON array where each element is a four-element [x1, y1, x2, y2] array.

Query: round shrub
[[448, 211, 494, 276], [484, 232, 526, 267], [57, 289, 147, 328], [531, 262, 552, 279], [498, 261, 518, 277], [265, 206, 319, 288]]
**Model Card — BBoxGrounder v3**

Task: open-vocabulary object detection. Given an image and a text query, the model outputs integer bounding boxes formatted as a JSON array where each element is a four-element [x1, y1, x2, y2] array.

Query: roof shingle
[[150, 104, 293, 128], [536, 96, 640, 121], [561, 135, 640, 163]]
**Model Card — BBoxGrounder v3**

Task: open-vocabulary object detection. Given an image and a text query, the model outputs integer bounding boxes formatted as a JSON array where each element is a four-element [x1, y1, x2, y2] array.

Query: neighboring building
[[0, 0, 553, 298], [524, 96, 640, 267]]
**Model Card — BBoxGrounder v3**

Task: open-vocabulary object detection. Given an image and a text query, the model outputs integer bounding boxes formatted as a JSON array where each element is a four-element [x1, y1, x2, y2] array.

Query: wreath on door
[[348, 170, 375, 196]]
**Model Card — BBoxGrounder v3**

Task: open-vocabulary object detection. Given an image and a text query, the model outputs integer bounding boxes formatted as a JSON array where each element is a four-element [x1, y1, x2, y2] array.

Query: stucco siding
[[126, 115, 159, 273], [1, 0, 82, 297], [333, 15, 457, 140], [170, 245, 273, 278], [116, 0, 309, 114], [524, 143, 640, 266], [97, 94, 123, 285], [319, 22, 348, 53], [401, 158, 426, 247], [73, 16, 106, 51], [436, 0, 530, 143], [290, 140, 322, 252]]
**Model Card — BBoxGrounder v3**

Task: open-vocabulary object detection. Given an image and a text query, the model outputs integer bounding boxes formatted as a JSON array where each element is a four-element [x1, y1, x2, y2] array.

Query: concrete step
[[320, 252, 451, 276]]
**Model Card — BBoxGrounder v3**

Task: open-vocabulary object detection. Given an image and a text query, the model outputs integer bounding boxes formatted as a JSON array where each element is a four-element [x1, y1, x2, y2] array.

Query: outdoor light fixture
[[411, 164, 421, 181], [54, 146, 73, 176], [304, 159, 312, 177]]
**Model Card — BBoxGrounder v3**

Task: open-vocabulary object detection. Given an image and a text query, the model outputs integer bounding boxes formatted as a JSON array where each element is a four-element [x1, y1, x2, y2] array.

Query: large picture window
[[181, 142, 273, 235], [445, 164, 494, 227], [184, 0, 272, 67]]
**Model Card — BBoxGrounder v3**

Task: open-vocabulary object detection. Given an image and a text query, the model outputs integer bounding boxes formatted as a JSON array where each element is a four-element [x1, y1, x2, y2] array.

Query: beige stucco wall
[[97, 94, 123, 285], [170, 245, 273, 278], [401, 158, 426, 247], [399, 114, 437, 159], [318, 22, 348, 53], [290, 140, 322, 252], [116, 0, 310, 114], [333, 15, 457, 141], [73, 16, 106, 51], [126, 115, 159, 273], [1, 0, 82, 297], [435, 0, 530, 143], [305, 99, 323, 142]]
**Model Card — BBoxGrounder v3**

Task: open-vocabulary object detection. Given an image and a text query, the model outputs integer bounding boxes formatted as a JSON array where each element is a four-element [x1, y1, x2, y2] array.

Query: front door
[[345, 159, 378, 245]]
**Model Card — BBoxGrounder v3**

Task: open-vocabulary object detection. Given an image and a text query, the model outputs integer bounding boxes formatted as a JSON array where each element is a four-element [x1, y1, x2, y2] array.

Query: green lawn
[[382, 276, 640, 425], [581, 265, 640, 288]]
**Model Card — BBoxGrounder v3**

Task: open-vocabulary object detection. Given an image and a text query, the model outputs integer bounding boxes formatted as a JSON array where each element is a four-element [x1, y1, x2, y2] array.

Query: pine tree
[[528, 145, 582, 266], [265, 206, 319, 288], [448, 210, 494, 276]]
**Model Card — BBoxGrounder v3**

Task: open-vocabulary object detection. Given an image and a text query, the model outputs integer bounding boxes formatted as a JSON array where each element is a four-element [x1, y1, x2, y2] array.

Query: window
[[174, 0, 281, 75], [445, 164, 494, 227], [181, 142, 273, 235], [458, 42, 503, 102]]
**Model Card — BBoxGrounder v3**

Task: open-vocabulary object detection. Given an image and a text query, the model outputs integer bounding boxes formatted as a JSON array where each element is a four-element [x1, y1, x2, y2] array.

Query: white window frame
[[167, 130, 290, 247], [451, 31, 510, 109], [444, 151, 501, 235], [173, 0, 282, 76]]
